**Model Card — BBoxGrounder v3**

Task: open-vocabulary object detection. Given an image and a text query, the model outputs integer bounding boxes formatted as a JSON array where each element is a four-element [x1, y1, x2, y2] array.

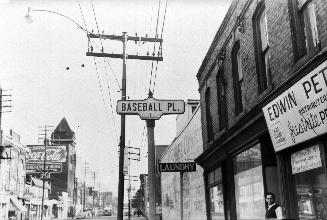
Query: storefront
[[198, 114, 279, 220], [262, 58, 327, 220]]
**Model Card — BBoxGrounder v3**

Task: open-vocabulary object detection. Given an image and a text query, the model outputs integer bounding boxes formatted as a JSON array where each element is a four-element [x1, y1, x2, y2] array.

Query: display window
[[233, 143, 265, 220], [208, 167, 224, 220], [291, 143, 327, 220]]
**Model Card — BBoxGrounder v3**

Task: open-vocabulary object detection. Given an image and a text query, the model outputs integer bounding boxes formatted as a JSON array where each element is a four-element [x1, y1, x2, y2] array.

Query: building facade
[[161, 100, 206, 220], [50, 118, 76, 218], [0, 130, 28, 220], [196, 0, 327, 220]]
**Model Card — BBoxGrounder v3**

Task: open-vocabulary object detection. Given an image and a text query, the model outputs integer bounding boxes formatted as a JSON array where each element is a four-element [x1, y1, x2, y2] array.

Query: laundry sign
[[262, 59, 327, 152], [291, 144, 322, 174], [159, 162, 196, 172]]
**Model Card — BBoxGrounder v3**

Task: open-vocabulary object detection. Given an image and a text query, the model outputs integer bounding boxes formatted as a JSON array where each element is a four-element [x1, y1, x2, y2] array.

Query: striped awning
[[10, 197, 27, 212]]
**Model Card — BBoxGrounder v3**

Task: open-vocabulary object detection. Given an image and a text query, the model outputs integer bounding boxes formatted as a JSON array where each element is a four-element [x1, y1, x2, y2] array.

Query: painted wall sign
[[262, 60, 327, 151], [26, 163, 63, 173], [117, 97, 185, 120], [291, 144, 322, 174], [26, 145, 67, 163], [159, 162, 196, 172]]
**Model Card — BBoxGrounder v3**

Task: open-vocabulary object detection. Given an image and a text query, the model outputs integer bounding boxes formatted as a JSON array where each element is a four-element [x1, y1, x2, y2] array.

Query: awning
[[31, 177, 51, 189], [10, 197, 27, 212]]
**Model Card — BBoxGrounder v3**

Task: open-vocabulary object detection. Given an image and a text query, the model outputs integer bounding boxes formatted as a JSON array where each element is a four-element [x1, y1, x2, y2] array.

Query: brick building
[[195, 0, 327, 220]]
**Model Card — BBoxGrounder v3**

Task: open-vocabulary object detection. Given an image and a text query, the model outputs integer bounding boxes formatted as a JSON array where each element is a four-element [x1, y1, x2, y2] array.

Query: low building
[[0, 130, 28, 220], [160, 100, 206, 220]]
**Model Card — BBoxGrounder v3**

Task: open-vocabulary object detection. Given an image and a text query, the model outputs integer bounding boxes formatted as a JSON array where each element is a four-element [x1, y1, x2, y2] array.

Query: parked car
[[75, 212, 86, 219], [123, 207, 130, 216], [103, 208, 112, 216]]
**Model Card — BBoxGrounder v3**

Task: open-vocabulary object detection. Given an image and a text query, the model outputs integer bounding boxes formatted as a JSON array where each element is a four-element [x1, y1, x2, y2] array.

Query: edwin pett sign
[[262, 60, 327, 152]]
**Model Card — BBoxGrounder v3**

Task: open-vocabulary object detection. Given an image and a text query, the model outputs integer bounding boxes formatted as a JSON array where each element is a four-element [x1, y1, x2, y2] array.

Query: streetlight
[[25, 7, 88, 34]]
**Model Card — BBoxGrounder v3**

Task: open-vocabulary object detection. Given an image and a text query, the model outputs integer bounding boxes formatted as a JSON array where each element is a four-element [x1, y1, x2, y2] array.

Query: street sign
[[159, 162, 196, 172], [116, 97, 185, 120]]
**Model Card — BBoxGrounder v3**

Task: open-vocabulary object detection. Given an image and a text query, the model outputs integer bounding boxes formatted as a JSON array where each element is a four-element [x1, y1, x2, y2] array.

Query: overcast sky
[[0, 0, 231, 198]]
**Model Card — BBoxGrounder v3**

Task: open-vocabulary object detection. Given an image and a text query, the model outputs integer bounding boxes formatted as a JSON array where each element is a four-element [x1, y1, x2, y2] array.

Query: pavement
[[60, 216, 147, 220]]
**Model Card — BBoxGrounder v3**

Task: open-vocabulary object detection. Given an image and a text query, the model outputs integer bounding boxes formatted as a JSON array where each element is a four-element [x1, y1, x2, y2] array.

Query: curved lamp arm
[[25, 7, 90, 34]]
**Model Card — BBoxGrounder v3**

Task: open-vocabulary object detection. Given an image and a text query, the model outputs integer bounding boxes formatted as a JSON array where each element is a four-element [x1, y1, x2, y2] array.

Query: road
[[71, 216, 146, 220]]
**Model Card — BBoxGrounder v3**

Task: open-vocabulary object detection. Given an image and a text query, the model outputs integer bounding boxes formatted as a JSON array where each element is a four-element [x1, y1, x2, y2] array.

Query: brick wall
[[161, 106, 205, 220], [197, 0, 327, 150]]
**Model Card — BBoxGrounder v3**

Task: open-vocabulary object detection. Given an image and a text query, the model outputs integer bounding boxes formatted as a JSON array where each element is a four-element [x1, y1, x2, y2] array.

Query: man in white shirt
[[265, 192, 283, 219]]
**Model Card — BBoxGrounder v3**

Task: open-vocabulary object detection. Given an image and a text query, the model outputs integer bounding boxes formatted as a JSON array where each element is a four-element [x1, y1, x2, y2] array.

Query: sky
[[0, 0, 231, 199]]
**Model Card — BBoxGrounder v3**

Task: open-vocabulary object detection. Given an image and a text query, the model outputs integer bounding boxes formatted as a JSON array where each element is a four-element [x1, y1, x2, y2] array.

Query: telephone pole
[[91, 171, 96, 208], [39, 125, 54, 220], [82, 161, 89, 211], [0, 87, 12, 145], [87, 32, 163, 220]]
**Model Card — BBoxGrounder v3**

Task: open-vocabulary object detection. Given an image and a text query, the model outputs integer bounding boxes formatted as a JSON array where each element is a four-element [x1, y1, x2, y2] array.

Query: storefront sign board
[[117, 97, 185, 120], [26, 163, 63, 173], [159, 162, 196, 172], [291, 144, 322, 174], [26, 145, 67, 163], [262, 60, 327, 152]]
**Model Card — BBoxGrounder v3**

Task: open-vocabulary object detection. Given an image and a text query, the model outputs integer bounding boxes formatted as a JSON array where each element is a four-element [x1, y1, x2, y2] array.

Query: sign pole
[[146, 119, 156, 220], [180, 172, 184, 220]]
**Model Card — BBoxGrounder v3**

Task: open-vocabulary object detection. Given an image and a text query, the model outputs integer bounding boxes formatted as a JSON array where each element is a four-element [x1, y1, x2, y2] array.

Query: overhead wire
[[148, 0, 162, 93], [78, 1, 121, 91], [86, 1, 119, 145], [152, 0, 168, 94]]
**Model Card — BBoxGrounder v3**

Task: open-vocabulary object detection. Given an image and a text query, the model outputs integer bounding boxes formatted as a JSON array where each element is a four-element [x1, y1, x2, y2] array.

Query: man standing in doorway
[[265, 192, 283, 219]]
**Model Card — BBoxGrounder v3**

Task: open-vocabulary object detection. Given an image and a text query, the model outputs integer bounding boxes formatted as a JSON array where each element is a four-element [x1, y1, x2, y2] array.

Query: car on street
[[103, 207, 112, 216], [123, 207, 130, 216], [74, 212, 86, 219]]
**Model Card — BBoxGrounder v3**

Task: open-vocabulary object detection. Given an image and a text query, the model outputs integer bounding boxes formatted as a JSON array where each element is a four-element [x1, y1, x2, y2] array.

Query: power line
[[92, 57, 119, 146], [148, 0, 162, 92], [78, 1, 121, 90], [152, 0, 169, 94], [90, 1, 119, 144]]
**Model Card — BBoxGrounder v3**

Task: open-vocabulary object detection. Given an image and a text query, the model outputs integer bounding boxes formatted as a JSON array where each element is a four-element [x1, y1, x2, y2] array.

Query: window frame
[[205, 88, 214, 142], [216, 68, 228, 131], [289, 0, 320, 61], [252, 1, 271, 94], [231, 40, 243, 115], [207, 167, 225, 220]]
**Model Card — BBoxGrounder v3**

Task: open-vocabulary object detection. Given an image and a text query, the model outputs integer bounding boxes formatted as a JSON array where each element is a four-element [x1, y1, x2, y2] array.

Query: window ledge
[[293, 44, 321, 73], [213, 128, 227, 141], [255, 84, 274, 104]]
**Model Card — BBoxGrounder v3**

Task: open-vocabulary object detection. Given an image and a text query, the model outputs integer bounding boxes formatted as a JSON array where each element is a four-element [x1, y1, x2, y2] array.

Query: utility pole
[[39, 125, 53, 220], [87, 31, 163, 220], [91, 171, 96, 208], [0, 87, 12, 145], [125, 143, 140, 220], [82, 161, 89, 211]]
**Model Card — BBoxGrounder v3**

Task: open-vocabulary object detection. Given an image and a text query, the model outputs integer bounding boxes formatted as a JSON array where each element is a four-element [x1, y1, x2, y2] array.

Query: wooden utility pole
[[39, 125, 53, 220], [86, 32, 163, 220]]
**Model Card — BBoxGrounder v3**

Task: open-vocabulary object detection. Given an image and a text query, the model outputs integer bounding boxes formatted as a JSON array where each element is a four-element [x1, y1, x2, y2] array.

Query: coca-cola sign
[[26, 145, 67, 163]]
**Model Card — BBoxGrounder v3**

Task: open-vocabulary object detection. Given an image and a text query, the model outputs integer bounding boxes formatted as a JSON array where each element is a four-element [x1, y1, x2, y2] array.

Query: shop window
[[291, 144, 327, 220], [205, 88, 214, 141], [233, 143, 265, 219], [253, 2, 271, 93], [208, 167, 224, 220], [216, 68, 228, 130], [232, 41, 243, 115]]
